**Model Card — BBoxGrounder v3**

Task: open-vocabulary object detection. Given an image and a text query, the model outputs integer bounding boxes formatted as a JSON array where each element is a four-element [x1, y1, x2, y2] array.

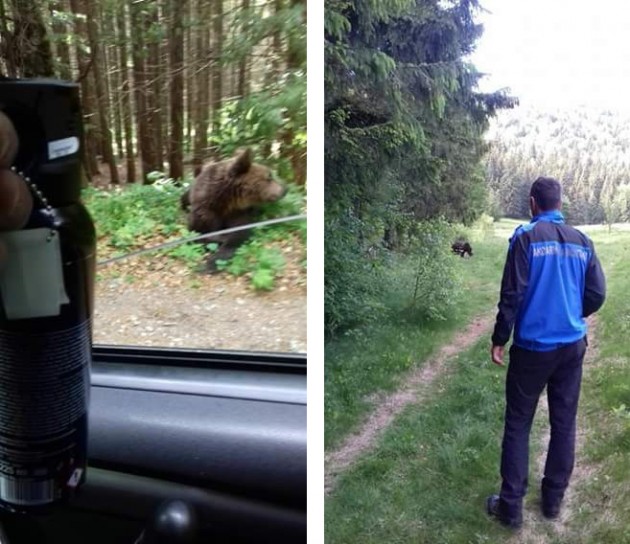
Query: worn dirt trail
[[325, 313, 495, 496]]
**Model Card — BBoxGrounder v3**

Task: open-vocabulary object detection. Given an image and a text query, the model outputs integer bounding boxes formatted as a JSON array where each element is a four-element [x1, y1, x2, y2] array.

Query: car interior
[[0, 80, 306, 544], [2, 346, 306, 544]]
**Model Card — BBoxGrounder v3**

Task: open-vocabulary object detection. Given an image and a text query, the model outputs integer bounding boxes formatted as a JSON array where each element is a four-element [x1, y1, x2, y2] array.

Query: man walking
[[487, 177, 606, 529]]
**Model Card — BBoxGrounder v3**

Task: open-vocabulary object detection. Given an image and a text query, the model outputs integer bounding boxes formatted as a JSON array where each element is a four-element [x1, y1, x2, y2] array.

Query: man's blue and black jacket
[[492, 210, 606, 352]]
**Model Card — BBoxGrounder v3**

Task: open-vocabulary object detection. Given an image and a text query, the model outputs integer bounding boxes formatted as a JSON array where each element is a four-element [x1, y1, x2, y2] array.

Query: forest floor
[[92, 245, 307, 352], [325, 220, 630, 544]]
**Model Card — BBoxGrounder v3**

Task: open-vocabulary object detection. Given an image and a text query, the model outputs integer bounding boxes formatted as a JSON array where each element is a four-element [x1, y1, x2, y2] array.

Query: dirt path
[[510, 318, 599, 544], [92, 254, 307, 353], [324, 313, 495, 496]]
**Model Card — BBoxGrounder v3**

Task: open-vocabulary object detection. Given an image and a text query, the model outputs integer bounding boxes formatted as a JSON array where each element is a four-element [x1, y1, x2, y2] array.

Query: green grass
[[554, 225, 630, 543], [326, 221, 630, 544], [326, 337, 513, 543], [325, 220, 508, 450]]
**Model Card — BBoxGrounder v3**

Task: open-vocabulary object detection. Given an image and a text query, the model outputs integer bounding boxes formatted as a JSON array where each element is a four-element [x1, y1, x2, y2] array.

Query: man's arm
[[492, 234, 530, 348], [583, 244, 606, 317]]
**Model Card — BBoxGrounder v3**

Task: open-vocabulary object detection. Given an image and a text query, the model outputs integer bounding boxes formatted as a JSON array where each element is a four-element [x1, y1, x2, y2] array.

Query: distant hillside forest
[[485, 106, 630, 226]]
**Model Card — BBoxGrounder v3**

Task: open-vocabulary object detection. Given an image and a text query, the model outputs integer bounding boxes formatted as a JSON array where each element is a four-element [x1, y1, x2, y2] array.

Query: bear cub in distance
[[451, 240, 473, 258]]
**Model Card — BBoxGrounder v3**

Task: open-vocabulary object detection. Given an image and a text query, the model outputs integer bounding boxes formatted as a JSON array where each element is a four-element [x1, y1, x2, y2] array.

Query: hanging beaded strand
[[10, 166, 57, 242]]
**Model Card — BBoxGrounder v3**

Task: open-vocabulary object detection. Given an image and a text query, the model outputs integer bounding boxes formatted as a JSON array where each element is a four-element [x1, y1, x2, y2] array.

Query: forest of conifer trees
[[0, 0, 306, 185], [324, 0, 515, 333], [485, 106, 630, 227]]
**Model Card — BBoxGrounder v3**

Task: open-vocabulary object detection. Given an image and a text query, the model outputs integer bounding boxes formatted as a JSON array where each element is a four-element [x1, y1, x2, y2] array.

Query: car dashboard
[[16, 346, 306, 544]]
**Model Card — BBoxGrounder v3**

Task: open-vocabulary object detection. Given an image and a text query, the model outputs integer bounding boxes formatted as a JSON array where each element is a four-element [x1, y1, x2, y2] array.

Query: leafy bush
[[324, 209, 388, 334], [217, 240, 287, 291], [83, 178, 190, 243], [326, 217, 463, 334], [209, 73, 306, 184], [388, 220, 462, 323], [83, 180, 206, 268], [166, 243, 208, 268]]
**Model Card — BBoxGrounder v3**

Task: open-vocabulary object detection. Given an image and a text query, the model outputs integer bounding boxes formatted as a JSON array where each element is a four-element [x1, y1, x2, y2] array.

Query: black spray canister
[[0, 79, 95, 513]]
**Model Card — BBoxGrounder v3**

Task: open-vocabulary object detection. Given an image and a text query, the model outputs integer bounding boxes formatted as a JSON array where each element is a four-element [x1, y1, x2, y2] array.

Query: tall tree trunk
[[147, 0, 163, 169], [237, 0, 250, 98], [69, 0, 99, 178], [168, 0, 186, 180], [193, 0, 210, 174], [50, 0, 72, 79], [281, 0, 305, 185], [0, 0, 17, 76], [211, 0, 223, 149], [103, 6, 124, 161], [131, 0, 159, 183], [116, 3, 136, 183], [110, 52, 125, 162], [157, 0, 169, 162], [261, 0, 283, 158], [9, 0, 55, 77], [271, 0, 283, 76], [185, 0, 194, 156], [85, 0, 119, 184]]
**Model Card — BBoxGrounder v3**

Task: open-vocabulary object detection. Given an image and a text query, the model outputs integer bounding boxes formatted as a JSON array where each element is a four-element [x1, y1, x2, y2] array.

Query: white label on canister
[[48, 137, 79, 160], [0, 228, 69, 319], [67, 468, 83, 488]]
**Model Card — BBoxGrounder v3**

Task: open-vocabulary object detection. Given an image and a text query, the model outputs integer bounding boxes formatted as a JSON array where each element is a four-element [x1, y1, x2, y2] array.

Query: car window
[[1, 0, 306, 355]]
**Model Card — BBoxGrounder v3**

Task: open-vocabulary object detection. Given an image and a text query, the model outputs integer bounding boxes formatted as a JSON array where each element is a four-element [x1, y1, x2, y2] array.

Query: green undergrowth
[[82, 180, 306, 291], [83, 179, 191, 248]]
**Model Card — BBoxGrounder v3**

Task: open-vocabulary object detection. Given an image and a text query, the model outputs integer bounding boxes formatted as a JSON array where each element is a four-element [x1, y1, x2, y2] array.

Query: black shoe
[[541, 499, 561, 519], [541, 484, 564, 520], [486, 494, 523, 529]]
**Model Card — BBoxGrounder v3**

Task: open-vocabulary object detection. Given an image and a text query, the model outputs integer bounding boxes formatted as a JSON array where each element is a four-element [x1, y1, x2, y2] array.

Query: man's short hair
[[531, 177, 562, 211]]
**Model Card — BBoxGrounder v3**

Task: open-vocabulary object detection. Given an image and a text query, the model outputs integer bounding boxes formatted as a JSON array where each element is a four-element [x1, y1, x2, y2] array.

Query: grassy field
[[326, 219, 630, 543], [560, 223, 630, 543]]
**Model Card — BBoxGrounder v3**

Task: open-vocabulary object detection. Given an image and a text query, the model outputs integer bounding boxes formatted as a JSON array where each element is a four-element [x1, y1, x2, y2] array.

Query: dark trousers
[[499, 338, 587, 517]]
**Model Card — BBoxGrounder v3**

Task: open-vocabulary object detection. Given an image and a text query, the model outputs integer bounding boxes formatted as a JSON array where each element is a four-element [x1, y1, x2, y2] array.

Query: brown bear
[[181, 148, 287, 271], [451, 240, 473, 258]]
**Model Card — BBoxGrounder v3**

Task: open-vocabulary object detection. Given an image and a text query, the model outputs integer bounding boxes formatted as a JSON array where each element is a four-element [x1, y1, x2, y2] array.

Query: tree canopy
[[325, 0, 515, 333]]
